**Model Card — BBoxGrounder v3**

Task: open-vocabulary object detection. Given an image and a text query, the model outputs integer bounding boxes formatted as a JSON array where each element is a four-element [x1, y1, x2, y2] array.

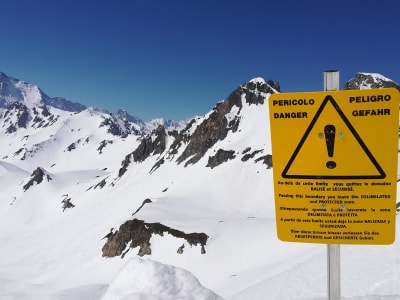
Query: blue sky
[[1, 0, 399, 120]]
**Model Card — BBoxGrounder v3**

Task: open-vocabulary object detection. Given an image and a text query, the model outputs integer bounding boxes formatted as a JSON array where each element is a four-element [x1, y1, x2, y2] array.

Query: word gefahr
[[352, 108, 390, 117]]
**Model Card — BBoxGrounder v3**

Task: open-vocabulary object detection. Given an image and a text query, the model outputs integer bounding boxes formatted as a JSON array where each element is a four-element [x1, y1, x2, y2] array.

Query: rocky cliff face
[[115, 77, 278, 178]]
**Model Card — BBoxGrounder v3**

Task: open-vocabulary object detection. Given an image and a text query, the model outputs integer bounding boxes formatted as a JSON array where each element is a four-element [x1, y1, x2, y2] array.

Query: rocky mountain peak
[[116, 108, 143, 124], [114, 77, 278, 178], [344, 72, 400, 90], [170, 78, 277, 166]]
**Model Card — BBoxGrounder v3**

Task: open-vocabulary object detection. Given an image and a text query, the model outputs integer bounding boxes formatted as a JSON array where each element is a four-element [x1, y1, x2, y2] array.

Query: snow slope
[[0, 74, 399, 300]]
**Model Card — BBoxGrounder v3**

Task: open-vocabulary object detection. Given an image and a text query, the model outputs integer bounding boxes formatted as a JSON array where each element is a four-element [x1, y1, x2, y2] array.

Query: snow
[[0, 73, 25, 106], [249, 77, 266, 84], [357, 72, 400, 89], [14, 81, 44, 108], [0, 76, 400, 300], [101, 258, 223, 300]]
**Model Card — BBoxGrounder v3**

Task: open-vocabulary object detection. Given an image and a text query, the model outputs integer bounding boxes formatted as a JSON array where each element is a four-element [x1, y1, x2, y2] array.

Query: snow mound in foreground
[[101, 258, 223, 300]]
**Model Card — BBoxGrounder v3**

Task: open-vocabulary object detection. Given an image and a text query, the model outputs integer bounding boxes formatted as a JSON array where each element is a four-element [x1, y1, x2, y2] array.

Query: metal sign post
[[324, 70, 340, 300]]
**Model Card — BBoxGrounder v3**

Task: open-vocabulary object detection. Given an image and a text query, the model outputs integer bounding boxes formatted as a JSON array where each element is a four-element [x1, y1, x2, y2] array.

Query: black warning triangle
[[282, 95, 385, 179]]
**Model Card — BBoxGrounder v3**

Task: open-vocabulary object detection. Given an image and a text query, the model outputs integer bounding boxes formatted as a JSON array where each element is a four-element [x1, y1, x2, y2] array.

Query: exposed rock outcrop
[[255, 154, 273, 168], [4, 102, 29, 133], [206, 149, 236, 169], [117, 125, 167, 177], [175, 90, 243, 166], [97, 140, 113, 154], [242, 149, 262, 162], [102, 218, 208, 258], [132, 198, 152, 216], [23, 167, 52, 191], [131, 125, 166, 162], [99, 111, 142, 136], [61, 194, 75, 211]]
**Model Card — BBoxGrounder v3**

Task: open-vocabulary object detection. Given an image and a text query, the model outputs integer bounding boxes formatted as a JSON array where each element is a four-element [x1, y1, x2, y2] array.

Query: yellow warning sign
[[269, 88, 399, 244]]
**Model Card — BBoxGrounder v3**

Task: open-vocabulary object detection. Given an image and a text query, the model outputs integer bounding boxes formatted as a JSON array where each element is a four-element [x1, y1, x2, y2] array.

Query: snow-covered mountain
[[0, 71, 399, 300], [0, 71, 86, 112], [0, 71, 181, 138], [344, 72, 400, 90]]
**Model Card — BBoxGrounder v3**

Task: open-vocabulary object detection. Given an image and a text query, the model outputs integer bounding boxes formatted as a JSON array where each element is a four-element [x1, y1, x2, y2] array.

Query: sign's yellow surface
[[269, 88, 399, 244]]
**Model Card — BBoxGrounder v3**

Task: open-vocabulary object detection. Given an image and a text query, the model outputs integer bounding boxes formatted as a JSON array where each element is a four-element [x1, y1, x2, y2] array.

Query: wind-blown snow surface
[[0, 79, 399, 299], [101, 258, 223, 300]]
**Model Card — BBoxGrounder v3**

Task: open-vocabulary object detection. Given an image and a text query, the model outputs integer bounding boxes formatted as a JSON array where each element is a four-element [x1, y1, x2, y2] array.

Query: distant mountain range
[[0, 71, 186, 135], [0, 70, 399, 299]]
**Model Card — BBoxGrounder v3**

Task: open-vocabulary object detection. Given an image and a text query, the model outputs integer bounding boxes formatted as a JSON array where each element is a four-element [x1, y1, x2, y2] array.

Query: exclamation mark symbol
[[325, 124, 336, 169]]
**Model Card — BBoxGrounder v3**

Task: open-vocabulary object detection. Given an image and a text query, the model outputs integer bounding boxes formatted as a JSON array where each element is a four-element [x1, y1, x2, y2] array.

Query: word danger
[[274, 112, 307, 119]]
